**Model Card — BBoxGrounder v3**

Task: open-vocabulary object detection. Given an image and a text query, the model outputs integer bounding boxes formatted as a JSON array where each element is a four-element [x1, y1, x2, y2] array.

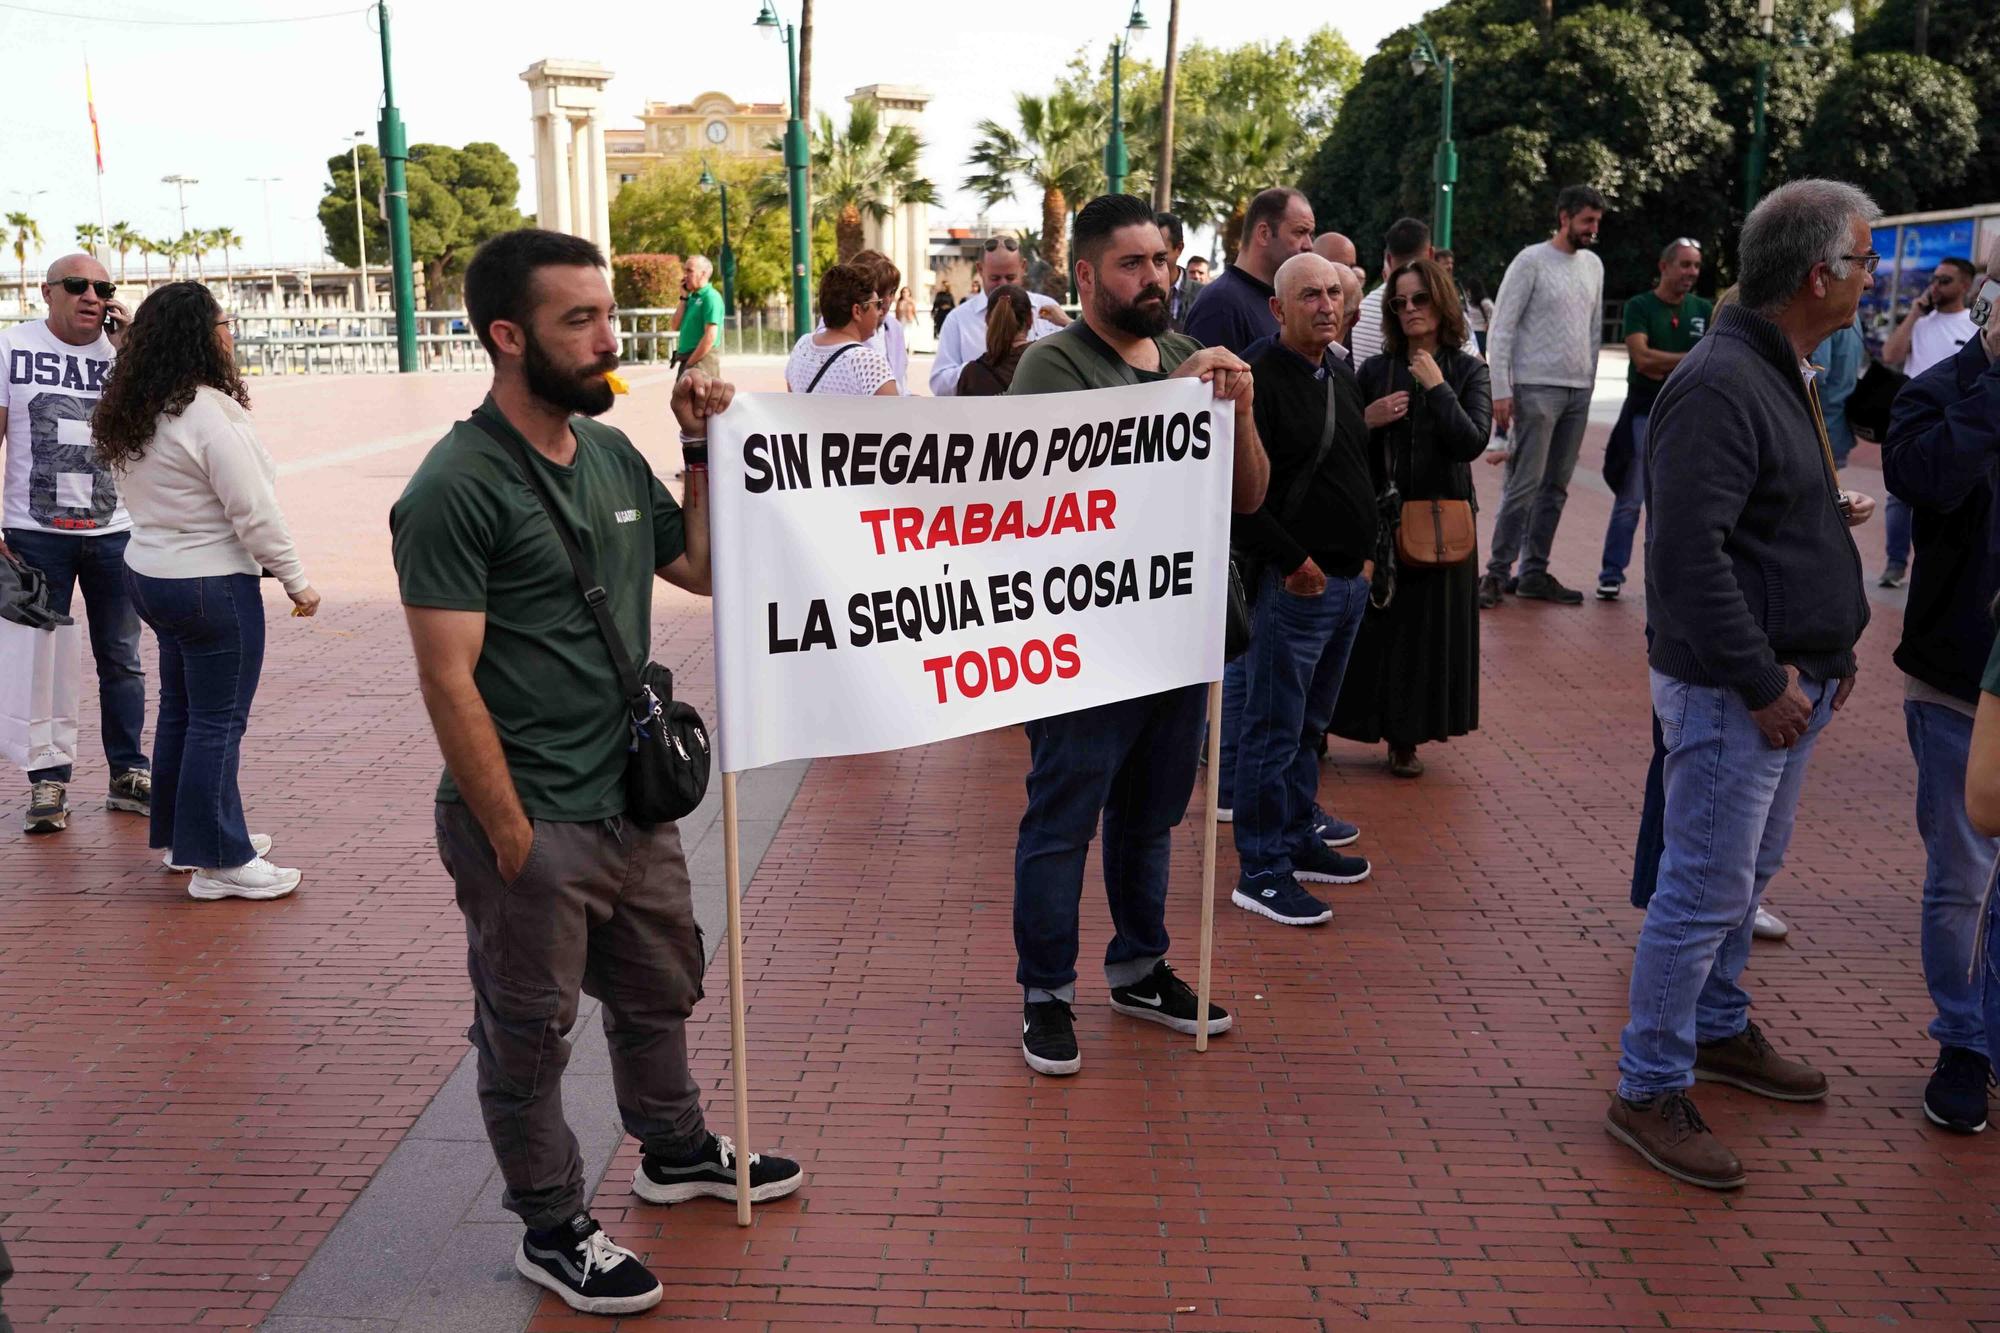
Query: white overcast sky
[[3, 0, 1432, 274]]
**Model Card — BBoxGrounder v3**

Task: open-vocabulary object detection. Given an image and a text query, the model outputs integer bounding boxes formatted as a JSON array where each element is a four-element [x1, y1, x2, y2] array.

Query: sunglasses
[[1388, 290, 1434, 313], [59, 277, 116, 300], [1672, 237, 1702, 252], [983, 237, 1020, 252]]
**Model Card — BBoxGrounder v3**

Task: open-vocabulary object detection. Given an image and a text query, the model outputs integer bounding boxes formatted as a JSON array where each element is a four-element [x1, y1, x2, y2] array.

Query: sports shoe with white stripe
[[632, 1132, 803, 1204], [515, 1212, 662, 1315], [1108, 959, 1232, 1035]]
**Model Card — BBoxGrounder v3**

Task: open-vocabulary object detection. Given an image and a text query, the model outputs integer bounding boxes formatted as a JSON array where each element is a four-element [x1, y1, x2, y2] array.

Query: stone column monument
[[521, 59, 615, 257]]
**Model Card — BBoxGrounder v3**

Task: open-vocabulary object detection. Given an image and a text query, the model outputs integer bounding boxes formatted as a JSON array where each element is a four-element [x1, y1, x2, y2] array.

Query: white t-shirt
[[785, 336, 897, 396], [0, 319, 128, 535], [1908, 307, 1977, 380]]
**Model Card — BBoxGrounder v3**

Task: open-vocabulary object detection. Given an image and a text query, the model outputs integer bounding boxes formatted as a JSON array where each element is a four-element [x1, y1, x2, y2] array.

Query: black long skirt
[[1330, 554, 1480, 748]]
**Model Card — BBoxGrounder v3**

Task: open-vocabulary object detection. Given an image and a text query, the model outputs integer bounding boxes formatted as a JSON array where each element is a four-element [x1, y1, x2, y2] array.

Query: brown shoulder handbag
[[1396, 496, 1476, 567]]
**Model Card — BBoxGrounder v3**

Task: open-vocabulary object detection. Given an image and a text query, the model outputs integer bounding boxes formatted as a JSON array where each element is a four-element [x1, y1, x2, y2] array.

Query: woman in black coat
[[1331, 257, 1493, 777]]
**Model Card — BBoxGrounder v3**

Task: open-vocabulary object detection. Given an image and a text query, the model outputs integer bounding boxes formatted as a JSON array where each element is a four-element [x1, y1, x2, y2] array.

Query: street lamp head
[[753, 0, 781, 36], [1124, 0, 1148, 38], [1409, 27, 1438, 76], [698, 167, 717, 191]]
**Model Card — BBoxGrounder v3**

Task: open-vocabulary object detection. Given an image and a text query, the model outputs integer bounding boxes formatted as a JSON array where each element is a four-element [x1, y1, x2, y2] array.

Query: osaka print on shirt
[[1, 320, 128, 535]]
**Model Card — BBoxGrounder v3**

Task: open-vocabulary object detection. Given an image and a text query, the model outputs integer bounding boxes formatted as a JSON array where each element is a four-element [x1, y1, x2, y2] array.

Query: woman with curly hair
[[92, 281, 318, 901]]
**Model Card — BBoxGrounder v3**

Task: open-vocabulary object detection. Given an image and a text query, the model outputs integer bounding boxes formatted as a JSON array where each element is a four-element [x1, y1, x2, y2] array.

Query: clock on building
[[705, 120, 729, 145]]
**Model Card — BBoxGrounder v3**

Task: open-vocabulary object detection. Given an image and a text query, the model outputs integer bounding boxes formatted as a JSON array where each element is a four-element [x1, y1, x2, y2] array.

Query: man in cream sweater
[[1481, 185, 1607, 608]]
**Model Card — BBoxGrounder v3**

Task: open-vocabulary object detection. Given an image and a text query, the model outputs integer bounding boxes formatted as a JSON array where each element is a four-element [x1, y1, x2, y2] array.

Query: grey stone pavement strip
[[265, 757, 810, 1333]]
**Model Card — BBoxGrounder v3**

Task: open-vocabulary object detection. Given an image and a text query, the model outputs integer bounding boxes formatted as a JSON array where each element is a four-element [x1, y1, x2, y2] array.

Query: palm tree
[[1172, 106, 1296, 261], [213, 227, 243, 296], [108, 221, 140, 281], [8, 212, 43, 312], [808, 101, 938, 262], [76, 222, 107, 260], [136, 235, 159, 284], [163, 234, 190, 278], [965, 90, 1107, 298], [183, 229, 210, 281]]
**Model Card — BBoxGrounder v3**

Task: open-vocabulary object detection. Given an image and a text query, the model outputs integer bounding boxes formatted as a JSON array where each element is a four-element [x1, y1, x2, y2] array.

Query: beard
[[1100, 283, 1171, 338], [1568, 224, 1599, 249], [523, 330, 617, 417]]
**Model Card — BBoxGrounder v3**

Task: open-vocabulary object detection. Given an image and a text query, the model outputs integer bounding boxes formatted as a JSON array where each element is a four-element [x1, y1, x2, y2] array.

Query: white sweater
[[1485, 241, 1604, 399], [118, 386, 308, 593]]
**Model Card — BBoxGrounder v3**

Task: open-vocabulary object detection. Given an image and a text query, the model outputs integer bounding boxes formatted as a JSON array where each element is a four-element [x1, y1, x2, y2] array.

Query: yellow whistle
[[605, 370, 630, 395]]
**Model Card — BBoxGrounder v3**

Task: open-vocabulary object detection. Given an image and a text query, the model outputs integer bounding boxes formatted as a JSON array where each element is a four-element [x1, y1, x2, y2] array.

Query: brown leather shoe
[[1388, 747, 1425, 778], [1604, 1090, 1745, 1189], [1694, 1021, 1828, 1102]]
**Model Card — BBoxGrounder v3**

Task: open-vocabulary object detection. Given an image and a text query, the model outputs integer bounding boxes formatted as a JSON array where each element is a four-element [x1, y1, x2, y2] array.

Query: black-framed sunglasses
[[59, 277, 116, 300], [1388, 290, 1434, 313]]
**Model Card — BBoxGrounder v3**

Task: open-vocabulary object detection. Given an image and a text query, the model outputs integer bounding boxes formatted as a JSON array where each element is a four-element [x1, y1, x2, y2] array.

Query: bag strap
[[804, 342, 861, 394], [466, 411, 646, 712], [1275, 362, 1341, 527]]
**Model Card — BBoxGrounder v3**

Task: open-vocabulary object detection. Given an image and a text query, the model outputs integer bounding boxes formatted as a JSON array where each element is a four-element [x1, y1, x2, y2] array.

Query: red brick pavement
[[3, 366, 1996, 1331]]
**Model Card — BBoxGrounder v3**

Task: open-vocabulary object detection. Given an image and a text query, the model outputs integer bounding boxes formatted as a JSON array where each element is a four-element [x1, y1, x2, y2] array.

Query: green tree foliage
[[965, 90, 1107, 295], [1793, 52, 1979, 214], [807, 100, 938, 261], [320, 141, 526, 307], [1853, 0, 2000, 205], [611, 156, 835, 310]]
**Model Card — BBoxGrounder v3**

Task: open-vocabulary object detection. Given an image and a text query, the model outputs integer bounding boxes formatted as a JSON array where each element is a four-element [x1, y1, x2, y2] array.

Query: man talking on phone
[[1878, 256, 1981, 587], [0, 252, 145, 835]]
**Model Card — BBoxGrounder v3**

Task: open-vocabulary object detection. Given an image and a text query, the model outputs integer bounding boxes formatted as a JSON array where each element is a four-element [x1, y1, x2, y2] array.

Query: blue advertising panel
[[1861, 219, 1978, 354]]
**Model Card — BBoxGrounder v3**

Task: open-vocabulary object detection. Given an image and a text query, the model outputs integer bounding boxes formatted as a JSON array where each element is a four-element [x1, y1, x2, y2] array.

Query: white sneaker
[[1216, 807, 1232, 823], [165, 833, 272, 872], [1752, 906, 1789, 941], [188, 856, 301, 901]]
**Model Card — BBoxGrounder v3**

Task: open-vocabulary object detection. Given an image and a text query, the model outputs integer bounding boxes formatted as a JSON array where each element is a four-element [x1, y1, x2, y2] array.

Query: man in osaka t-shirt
[[0, 252, 147, 834]]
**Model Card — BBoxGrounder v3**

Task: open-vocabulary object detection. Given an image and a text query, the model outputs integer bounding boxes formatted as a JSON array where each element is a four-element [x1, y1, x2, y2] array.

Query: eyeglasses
[[1388, 290, 1434, 313], [1672, 237, 1702, 252], [1931, 271, 1961, 285], [983, 237, 1020, 252], [1839, 252, 1882, 274], [59, 277, 116, 300]]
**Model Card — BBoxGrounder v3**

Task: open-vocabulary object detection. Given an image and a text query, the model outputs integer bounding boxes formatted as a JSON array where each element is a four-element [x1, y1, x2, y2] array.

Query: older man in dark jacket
[[1880, 245, 2000, 1135], [1608, 180, 1879, 1191]]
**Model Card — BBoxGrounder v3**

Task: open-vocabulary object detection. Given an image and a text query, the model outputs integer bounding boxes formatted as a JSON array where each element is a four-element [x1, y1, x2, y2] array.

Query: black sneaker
[[1504, 575, 1519, 595], [1477, 574, 1505, 609], [24, 780, 67, 834], [515, 1213, 662, 1315], [1923, 1045, 1993, 1134], [632, 1132, 804, 1204], [1292, 838, 1371, 885], [1022, 998, 1081, 1075], [1232, 872, 1332, 927], [1515, 572, 1585, 604], [1596, 579, 1620, 600], [106, 768, 151, 815], [1108, 960, 1232, 1035], [1878, 562, 1906, 589]]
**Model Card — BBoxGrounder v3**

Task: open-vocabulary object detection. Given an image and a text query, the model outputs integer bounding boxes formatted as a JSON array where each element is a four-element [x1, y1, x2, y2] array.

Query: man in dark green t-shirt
[[1007, 193, 1270, 1079], [671, 255, 723, 381], [1597, 237, 1711, 598], [390, 229, 799, 1317]]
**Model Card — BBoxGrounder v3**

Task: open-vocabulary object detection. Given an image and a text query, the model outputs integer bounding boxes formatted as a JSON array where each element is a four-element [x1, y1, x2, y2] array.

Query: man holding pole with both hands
[[391, 230, 800, 1318]]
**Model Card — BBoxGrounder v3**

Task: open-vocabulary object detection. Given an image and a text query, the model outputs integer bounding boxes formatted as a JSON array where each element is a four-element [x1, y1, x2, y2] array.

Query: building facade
[[604, 92, 787, 200]]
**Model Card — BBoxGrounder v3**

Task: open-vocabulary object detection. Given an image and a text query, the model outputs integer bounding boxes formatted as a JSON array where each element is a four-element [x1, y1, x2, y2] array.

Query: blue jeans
[[1598, 413, 1649, 588], [1014, 684, 1206, 1001], [1216, 580, 1358, 813], [1905, 701, 1995, 1052], [1619, 670, 1837, 1099], [1885, 494, 1912, 569], [124, 571, 265, 870], [1487, 383, 1593, 580], [3, 527, 147, 784], [1233, 569, 1368, 879]]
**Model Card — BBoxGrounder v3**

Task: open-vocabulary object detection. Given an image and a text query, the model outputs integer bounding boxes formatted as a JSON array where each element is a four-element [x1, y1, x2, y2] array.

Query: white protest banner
[[706, 377, 1235, 773]]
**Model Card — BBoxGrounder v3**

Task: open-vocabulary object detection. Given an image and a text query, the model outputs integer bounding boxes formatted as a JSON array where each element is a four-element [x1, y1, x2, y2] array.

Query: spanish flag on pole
[[86, 60, 103, 174]]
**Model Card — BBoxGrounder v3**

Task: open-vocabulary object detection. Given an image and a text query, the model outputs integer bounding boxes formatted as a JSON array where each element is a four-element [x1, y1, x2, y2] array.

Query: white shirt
[[1907, 307, 1977, 380], [1349, 287, 1388, 362], [928, 290, 1064, 396], [785, 335, 897, 396], [0, 318, 128, 535], [119, 386, 307, 592], [872, 312, 910, 395]]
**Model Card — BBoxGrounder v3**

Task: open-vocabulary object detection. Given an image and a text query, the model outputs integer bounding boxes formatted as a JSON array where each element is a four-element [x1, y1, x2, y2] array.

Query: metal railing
[[0, 306, 794, 376]]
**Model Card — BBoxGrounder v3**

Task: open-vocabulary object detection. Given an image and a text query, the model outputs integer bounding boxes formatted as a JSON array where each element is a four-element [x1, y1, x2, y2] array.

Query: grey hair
[[1737, 179, 1880, 314], [685, 254, 714, 282]]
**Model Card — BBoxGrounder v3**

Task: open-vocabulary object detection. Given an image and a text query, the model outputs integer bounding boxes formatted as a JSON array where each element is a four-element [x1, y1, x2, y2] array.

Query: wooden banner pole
[[721, 771, 753, 1225], [1196, 678, 1223, 1052]]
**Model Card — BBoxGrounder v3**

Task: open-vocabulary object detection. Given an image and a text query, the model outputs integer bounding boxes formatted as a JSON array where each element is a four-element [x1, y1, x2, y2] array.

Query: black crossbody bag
[[468, 411, 712, 825], [1062, 322, 1255, 660]]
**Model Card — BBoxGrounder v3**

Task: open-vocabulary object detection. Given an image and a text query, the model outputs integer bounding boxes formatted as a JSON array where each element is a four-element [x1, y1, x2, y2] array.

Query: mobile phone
[[103, 312, 123, 335], [1971, 277, 2000, 329]]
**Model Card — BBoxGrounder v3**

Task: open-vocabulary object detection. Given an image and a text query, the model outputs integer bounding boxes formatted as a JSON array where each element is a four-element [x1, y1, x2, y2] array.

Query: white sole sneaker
[[1215, 807, 1232, 823], [629, 1162, 805, 1205], [166, 834, 273, 872], [188, 864, 301, 901], [1020, 1042, 1081, 1076], [1107, 997, 1234, 1036], [1230, 888, 1333, 926], [1296, 863, 1371, 885], [513, 1241, 662, 1315], [1751, 907, 1789, 941]]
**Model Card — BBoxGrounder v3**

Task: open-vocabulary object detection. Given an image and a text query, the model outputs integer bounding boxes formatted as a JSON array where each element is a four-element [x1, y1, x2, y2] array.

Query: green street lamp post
[[1409, 27, 1457, 251], [755, 0, 811, 342], [1104, 1, 1149, 197], [373, 0, 417, 372], [699, 166, 737, 318], [1742, 0, 1811, 215]]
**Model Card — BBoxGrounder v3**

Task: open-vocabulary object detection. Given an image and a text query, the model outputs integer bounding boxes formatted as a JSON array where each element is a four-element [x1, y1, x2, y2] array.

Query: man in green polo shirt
[[670, 254, 723, 381], [1597, 237, 1711, 599], [391, 229, 800, 1317]]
